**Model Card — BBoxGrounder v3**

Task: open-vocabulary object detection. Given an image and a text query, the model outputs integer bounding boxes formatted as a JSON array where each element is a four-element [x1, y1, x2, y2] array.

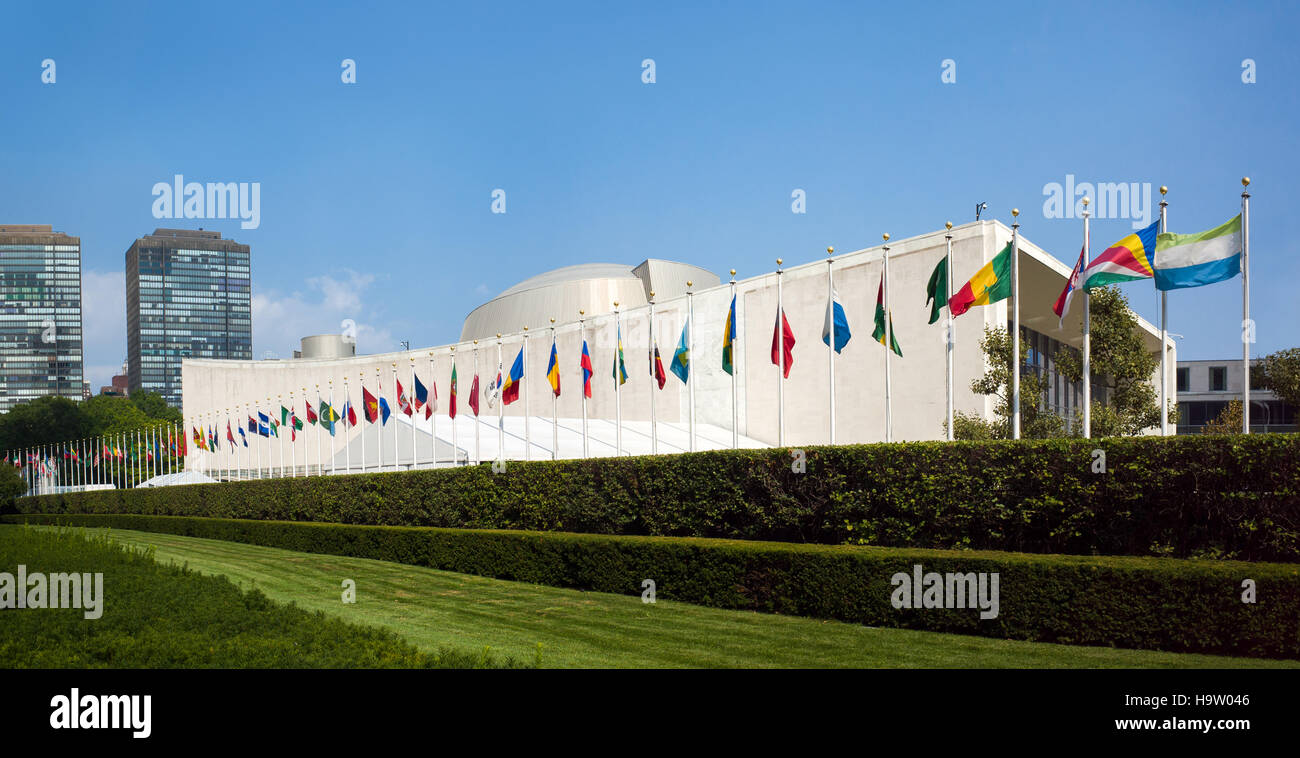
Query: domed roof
[[493, 263, 640, 300]]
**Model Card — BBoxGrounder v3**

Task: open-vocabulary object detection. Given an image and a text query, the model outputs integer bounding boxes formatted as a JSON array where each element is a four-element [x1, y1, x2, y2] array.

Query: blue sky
[[2, 0, 1296, 390]]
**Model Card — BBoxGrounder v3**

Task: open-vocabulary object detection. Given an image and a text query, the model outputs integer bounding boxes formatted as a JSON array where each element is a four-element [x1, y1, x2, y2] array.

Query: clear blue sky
[[2, 0, 1295, 390]]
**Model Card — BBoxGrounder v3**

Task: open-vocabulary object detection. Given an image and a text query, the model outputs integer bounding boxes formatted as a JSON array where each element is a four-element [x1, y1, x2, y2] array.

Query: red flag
[[396, 379, 413, 416], [771, 308, 795, 378], [362, 386, 379, 423], [305, 400, 318, 424], [653, 345, 667, 390], [469, 374, 480, 416], [449, 365, 458, 420]]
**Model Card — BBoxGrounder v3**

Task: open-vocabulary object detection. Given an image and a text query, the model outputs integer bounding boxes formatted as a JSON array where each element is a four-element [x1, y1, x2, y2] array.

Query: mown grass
[[0, 525, 527, 668], [32, 525, 1299, 669]]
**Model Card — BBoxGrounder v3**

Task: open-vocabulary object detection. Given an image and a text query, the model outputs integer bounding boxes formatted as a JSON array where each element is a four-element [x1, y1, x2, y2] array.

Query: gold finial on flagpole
[[945, 222, 952, 230], [1160, 185, 1168, 195], [1242, 177, 1251, 187], [827, 246, 834, 256], [882, 233, 890, 242]]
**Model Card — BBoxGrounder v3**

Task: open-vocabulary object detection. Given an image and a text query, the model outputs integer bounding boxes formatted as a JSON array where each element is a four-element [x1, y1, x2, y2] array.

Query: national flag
[[722, 295, 737, 376], [468, 372, 480, 416], [1053, 245, 1087, 327], [1081, 220, 1158, 291], [873, 276, 903, 357], [771, 308, 795, 378], [281, 406, 291, 427], [449, 364, 459, 419], [379, 397, 391, 425], [320, 401, 339, 435], [258, 412, 272, 437], [343, 399, 357, 427], [652, 344, 667, 389], [397, 379, 413, 416], [925, 255, 948, 325], [670, 322, 689, 384], [949, 241, 1013, 316], [227, 422, 235, 445], [239, 426, 248, 446], [580, 340, 593, 398], [292, 407, 303, 434], [1154, 214, 1243, 291], [822, 288, 851, 353], [546, 341, 560, 397], [502, 348, 524, 405], [414, 375, 429, 415], [305, 400, 318, 425], [612, 326, 628, 386], [486, 362, 502, 409], [426, 379, 436, 418], [247, 416, 257, 435], [363, 387, 379, 423]]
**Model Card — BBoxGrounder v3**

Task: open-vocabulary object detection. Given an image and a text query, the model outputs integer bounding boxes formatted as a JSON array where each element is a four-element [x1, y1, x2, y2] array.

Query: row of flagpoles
[[5, 180, 1256, 488], [5, 424, 183, 495]]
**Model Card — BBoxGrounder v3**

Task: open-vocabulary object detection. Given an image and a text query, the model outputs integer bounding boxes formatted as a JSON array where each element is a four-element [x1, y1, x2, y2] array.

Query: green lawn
[[42, 525, 1298, 669]]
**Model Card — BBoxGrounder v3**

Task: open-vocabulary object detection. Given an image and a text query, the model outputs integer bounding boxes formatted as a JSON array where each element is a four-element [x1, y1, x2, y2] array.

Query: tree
[[0, 396, 91, 452], [1202, 400, 1243, 435], [1054, 285, 1163, 437], [0, 463, 24, 512], [1259, 348, 1300, 410], [129, 391, 182, 423], [958, 326, 1066, 440]]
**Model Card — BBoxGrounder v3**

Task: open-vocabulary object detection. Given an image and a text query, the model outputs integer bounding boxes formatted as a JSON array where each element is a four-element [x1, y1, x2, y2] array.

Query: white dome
[[461, 259, 718, 341]]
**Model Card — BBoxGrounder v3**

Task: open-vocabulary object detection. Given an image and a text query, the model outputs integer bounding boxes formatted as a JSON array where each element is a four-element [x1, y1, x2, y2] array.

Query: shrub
[[16, 435, 1300, 561], [8, 513, 1299, 659]]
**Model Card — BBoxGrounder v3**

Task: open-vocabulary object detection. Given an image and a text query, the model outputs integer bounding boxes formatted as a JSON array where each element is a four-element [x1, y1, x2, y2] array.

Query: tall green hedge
[[8, 513, 1299, 659], [16, 435, 1300, 560]]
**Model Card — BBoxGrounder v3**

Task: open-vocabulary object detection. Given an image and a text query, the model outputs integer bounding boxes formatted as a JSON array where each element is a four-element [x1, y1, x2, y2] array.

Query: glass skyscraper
[[0, 224, 84, 413], [125, 228, 251, 408]]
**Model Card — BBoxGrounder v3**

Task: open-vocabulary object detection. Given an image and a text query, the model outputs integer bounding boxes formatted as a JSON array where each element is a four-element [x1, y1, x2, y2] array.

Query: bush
[[0, 464, 24, 514], [9, 513, 1299, 659], [0, 524, 527, 668], [16, 435, 1300, 561]]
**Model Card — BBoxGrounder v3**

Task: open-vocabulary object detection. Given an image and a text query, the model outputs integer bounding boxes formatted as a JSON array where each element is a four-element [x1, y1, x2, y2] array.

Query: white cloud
[[252, 269, 394, 358], [81, 270, 126, 389]]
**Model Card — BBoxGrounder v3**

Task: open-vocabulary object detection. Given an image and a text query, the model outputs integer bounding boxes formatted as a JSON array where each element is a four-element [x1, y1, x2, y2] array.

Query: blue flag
[[822, 288, 852, 353], [671, 320, 689, 384], [379, 397, 391, 425], [257, 412, 271, 437]]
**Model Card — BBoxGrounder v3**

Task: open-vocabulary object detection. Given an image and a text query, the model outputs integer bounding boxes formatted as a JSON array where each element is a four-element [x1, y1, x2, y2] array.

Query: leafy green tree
[[0, 396, 91, 451], [1053, 285, 1163, 437], [0, 463, 24, 512], [957, 326, 1066, 440], [1258, 348, 1300, 410], [82, 395, 154, 436], [1202, 399, 1243, 435], [129, 391, 182, 423]]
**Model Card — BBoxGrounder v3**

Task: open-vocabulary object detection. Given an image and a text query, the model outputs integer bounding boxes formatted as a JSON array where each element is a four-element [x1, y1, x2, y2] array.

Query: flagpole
[[523, 326, 531, 461], [1158, 186, 1169, 436], [291, 391, 298, 477], [648, 297, 658, 455], [776, 258, 786, 447], [434, 351, 444, 468], [579, 313, 589, 458], [277, 395, 285, 477], [351, 375, 360, 473], [549, 320, 558, 460], [613, 306, 622, 457], [451, 346, 459, 465], [310, 385, 318, 475], [473, 340, 481, 465], [729, 269, 739, 450], [409, 358, 417, 470], [882, 234, 893, 443], [945, 223, 955, 441], [1011, 208, 1022, 440], [826, 247, 836, 444], [377, 367, 387, 472], [687, 282, 697, 452], [328, 382, 336, 475], [1083, 198, 1092, 439], [496, 334, 504, 460], [1241, 176, 1252, 434], [389, 364, 398, 471]]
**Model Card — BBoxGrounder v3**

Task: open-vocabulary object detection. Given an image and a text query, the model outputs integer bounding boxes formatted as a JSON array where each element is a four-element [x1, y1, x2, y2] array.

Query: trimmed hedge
[[8, 513, 1299, 659], [16, 434, 1300, 560]]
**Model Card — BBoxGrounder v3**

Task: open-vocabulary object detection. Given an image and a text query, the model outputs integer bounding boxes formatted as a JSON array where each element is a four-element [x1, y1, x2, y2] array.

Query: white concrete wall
[[182, 220, 1173, 466]]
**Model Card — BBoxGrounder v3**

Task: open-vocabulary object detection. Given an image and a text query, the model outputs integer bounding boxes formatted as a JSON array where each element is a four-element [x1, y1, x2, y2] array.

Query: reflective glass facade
[[126, 229, 251, 408], [0, 225, 84, 413]]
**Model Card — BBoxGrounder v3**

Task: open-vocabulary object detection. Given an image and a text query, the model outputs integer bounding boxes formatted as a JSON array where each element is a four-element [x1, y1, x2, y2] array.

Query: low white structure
[[182, 219, 1175, 474]]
